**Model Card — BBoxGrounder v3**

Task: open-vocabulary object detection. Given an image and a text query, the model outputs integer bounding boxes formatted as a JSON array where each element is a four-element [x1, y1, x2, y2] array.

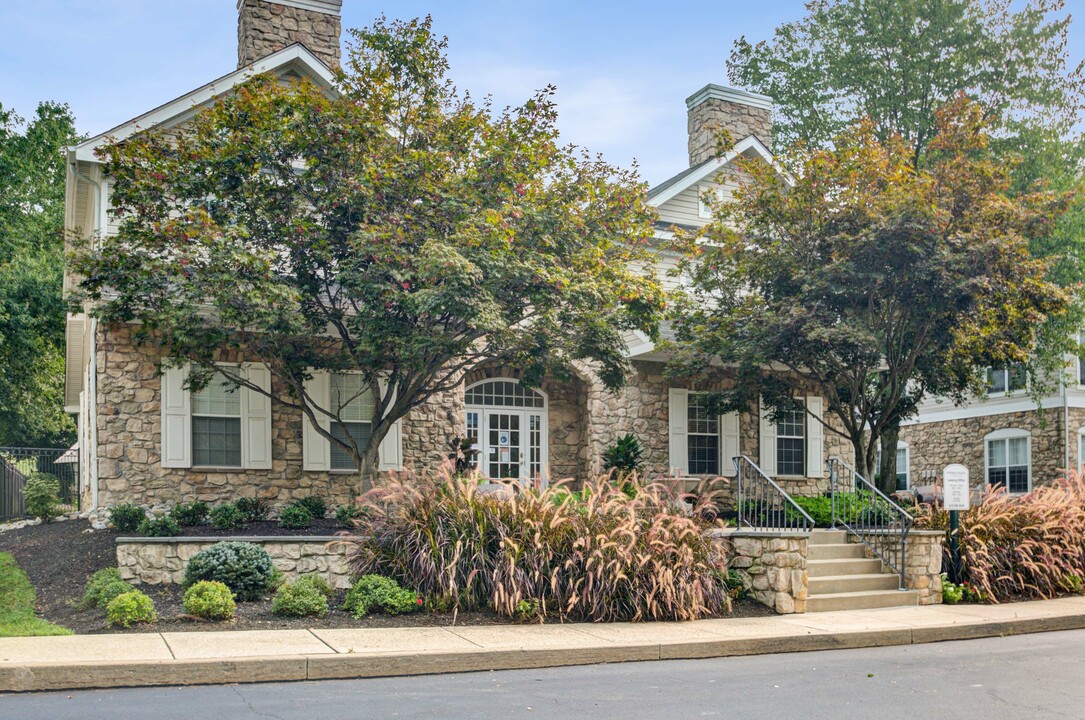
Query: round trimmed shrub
[[279, 503, 313, 530], [183, 580, 237, 621], [138, 515, 180, 537], [23, 473, 61, 521], [295, 496, 327, 519], [106, 590, 157, 627], [235, 497, 270, 523], [109, 503, 146, 532], [80, 568, 134, 610], [271, 579, 329, 617], [343, 575, 421, 618], [183, 541, 276, 601], [170, 501, 209, 526], [210, 503, 246, 530]]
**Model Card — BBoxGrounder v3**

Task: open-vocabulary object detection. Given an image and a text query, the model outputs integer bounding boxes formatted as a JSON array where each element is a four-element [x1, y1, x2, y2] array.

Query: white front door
[[465, 379, 548, 486]]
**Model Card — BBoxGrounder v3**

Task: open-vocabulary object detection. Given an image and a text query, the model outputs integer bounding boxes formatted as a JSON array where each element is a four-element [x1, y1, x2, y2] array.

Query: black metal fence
[[0, 447, 80, 521]]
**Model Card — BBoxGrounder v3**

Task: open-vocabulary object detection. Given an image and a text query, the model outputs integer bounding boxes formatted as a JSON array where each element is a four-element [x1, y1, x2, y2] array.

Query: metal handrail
[[828, 457, 913, 589], [733, 455, 814, 532]]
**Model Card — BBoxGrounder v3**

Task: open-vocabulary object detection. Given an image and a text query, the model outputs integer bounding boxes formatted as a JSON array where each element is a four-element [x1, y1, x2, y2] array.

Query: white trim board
[[647, 136, 791, 208]]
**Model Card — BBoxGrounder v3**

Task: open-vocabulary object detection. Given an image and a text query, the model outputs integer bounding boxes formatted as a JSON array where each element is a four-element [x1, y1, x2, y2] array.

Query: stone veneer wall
[[237, 0, 341, 69], [900, 408, 1065, 491], [723, 530, 809, 614], [847, 530, 944, 605], [687, 95, 772, 166], [117, 536, 354, 589]]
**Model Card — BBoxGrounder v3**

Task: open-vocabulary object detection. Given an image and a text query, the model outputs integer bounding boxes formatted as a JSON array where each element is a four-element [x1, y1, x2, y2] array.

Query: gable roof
[[71, 44, 336, 162], [646, 135, 783, 207]]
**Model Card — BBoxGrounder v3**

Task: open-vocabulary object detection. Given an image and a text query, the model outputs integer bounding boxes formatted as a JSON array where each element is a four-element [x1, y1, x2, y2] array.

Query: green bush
[[295, 496, 327, 520], [170, 501, 209, 526], [138, 515, 181, 537], [210, 503, 246, 530], [23, 473, 61, 521], [80, 568, 135, 610], [296, 574, 333, 597], [335, 504, 362, 527], [785, 492, 895, 529], [182, 580, 236, 621], [602, 433, 644, 478], [183, 541, 276, 601], [279, 503, 313, 529], [342, 575, 421, 618], [235, 497, 270, 523], [106, 590, 156, 627], [272, 579, 329, 617], [110, 503, 146, 533]]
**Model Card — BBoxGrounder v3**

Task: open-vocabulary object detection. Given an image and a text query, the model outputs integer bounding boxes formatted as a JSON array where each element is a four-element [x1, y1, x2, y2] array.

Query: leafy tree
[[0, 102, 79, 447], [669, 98, 1074, 491], [74, 17, 663, 484]]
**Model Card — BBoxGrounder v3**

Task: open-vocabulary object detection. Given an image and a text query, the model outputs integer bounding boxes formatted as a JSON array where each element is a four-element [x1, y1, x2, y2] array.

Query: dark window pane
[[1008, 465, 1029, 494], [193, 416, 242, 467], [688, 435, 719, 475], [987, 467, 1007, 490], [777, 437, 805, 476], [331, 421, 372, 471]]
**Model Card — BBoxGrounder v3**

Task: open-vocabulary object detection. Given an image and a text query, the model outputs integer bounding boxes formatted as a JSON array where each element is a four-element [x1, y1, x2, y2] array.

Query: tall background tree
[[0, 102, 79, 447], [727, 0, 1085, 484], [670, 99, 1073, 490], [74, 16, 663, 484]]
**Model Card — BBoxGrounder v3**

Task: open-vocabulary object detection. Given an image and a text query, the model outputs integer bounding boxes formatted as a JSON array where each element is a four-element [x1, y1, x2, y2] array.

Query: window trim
[[984, 428, 1031, 495], [190, 365, 243, 470], [328, 372, 376, 472], [986, 364, 1027, 397], [774, 402, 807, 478], [463, 378, 549, 483], [686, 392, 721, 476]]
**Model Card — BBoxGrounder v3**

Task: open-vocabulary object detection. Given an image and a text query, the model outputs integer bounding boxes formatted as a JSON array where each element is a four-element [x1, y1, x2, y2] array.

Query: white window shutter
[[376, 376, 403, 471], [160, 363, 192, 468], [720, 410, 740, 477], [241, 363, 273, 470], [806, 395, 825, 477], [668, 389, 688, 476], [759, 397, 776, 476], [302, 370, 331, 471]]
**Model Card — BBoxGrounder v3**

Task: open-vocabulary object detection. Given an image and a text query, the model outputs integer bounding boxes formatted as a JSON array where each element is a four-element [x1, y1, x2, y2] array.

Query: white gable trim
[[72, 44, 336, 163], [648, 136, 789, 208]]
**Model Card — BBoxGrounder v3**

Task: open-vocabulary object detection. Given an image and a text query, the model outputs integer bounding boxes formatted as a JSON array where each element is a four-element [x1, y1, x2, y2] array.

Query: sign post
[[942, 464, 970, 584]]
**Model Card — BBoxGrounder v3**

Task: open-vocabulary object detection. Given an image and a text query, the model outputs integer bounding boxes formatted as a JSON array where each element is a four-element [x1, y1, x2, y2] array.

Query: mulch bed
[[146, 518, 351, 538], [0, 519, 773, 635]]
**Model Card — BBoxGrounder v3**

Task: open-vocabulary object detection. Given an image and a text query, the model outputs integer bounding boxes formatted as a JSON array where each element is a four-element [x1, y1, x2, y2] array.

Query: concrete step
[[807, 557, 884, 578], [808, 573, 901, 595], [808, 543, 868, 561], [806, 589, 919, 612], [808, 529, 848, 545]]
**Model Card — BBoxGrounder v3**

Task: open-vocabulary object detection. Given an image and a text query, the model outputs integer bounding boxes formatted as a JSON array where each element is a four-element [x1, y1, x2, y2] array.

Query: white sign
[[943, 464, 970, 511]]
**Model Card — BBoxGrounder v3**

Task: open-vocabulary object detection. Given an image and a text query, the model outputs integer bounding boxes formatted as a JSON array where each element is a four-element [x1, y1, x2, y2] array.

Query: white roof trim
[[685, 84, 773, 112], [648, 136, 786, 208], [71, 44, 336, 163]]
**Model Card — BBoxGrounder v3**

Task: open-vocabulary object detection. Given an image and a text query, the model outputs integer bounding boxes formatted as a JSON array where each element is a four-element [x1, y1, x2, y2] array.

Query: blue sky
[[1, 1, 1083, 185]]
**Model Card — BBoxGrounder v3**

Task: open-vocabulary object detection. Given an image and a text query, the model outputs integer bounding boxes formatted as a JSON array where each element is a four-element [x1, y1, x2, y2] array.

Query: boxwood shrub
[[278, 503, 313, 529], [271, 578, 329, 617], [80, 568, 134, 610], [183, 541, 276, 601], [183, 580, 237, 621], [106, 590, 156, 627], [343, 575, 421, 618], [138, 515, 181, 537], [109, 503, 146, 533]]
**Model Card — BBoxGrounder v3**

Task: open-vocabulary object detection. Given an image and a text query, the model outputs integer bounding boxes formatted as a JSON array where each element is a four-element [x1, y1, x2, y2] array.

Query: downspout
[[1065, 370, 1071, 474]]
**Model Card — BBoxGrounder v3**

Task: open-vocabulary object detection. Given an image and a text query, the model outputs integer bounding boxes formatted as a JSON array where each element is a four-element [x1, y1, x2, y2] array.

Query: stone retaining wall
[[723, 530, 809, 614], [116, 536, 356, 589], [847, 529, 945, 605]]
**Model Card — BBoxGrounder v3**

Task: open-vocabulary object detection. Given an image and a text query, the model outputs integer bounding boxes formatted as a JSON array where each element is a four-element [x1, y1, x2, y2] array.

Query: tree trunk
[[356, 438, 382, 495], [851, 438, 874, 489], [877, 423, 900, 496]]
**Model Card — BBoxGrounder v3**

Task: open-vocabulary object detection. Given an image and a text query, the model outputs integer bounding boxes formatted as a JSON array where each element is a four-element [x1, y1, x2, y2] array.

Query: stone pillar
[[686, 84, 773, 166], [722, 529, 809, 614], [237, 0, 342, 69], [902, 530, 945, 605]]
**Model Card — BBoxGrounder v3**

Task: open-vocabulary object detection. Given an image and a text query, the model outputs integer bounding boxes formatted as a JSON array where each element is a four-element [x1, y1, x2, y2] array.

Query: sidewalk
[[3, 597, 1085, 693]]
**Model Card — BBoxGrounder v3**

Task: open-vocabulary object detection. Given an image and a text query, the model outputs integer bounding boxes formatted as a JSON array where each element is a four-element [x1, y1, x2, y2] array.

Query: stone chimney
[[686, 84, 773, 167], [237, 0, 342, 70]]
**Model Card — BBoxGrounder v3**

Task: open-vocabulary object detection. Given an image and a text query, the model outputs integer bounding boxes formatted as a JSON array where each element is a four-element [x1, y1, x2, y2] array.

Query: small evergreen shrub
[[279, 503, 313, 529], [296, 573, 333, 597], [23, 473, 61, 521], [182, 580, 237, 621], [80, 568, 135, 610], [295, 496, 327, 520], [235, 497, 270, 523], [106, 590, 157, 627], [210, 503, 246, 530], [335, 504, 362, 527], [183, 541, 276, 601], [109, 503, 146, 532], [138, 515, 180, 537], [602, 433, 644, 478], [343, 575, 421, 618], [170, 501, 209, 526], [272, 579, 329, 617]]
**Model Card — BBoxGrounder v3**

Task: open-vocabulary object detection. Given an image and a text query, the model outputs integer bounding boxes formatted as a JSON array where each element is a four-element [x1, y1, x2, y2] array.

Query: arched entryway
[[464, 379, 548, 485]]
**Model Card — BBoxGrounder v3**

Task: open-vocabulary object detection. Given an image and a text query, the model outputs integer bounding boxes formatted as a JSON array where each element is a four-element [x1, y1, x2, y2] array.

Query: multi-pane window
[[987, 435, 1030, 494], [776, 405, 806, 476], [464, 381, 545, 408], [895, 445, 909, 490], [329, 373, 375, 471], [687, 394, 719, 475], [192, 373, 242, 467], [986, 364, 1026, 394]]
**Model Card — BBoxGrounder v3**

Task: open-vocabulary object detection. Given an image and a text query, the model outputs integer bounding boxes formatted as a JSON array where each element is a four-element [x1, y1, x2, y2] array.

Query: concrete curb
[[3, 604, 1085, 693]]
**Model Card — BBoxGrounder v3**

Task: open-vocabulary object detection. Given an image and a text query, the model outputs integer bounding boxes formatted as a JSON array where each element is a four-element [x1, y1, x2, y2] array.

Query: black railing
[[733, 455, 814, 532], [828, 457, 913, 589], [0, 447, 80, 521]]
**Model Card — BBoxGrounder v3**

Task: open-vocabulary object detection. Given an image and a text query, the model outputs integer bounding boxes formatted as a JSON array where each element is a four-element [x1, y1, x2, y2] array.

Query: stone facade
[[723, 530, 809, 614], [116, 536, 354, 589], [900, 408, 1065, 493], [902, 530, 945, 605], [687, 85, 773, 166], [237, 0, 342, 69]]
